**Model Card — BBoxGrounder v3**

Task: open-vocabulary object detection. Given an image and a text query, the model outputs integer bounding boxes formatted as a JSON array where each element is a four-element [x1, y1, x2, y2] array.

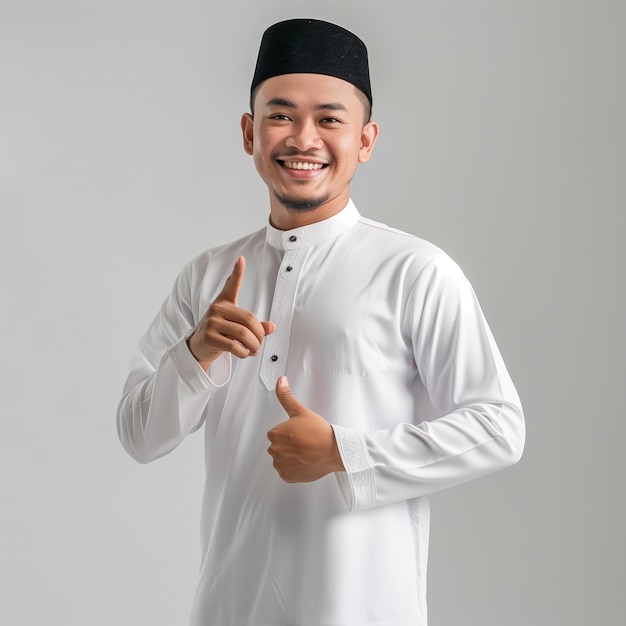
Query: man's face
[[241, 73, 378, 227]]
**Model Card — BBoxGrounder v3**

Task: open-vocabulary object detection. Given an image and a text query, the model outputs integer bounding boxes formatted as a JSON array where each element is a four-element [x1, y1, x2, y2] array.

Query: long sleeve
[[332, 254, 525, 512], [116, 265, 231, 464]]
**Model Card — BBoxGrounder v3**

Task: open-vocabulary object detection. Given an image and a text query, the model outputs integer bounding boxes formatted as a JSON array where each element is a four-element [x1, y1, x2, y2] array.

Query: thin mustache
[[274, 150, 328, 160]]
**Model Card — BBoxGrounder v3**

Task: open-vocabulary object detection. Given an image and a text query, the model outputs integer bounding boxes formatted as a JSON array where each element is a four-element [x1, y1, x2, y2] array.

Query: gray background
[[2, 1, 624, 625]]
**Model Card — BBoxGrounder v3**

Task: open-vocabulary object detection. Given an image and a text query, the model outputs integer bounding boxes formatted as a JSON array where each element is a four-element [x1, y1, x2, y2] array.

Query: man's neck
[[268, 193, 350, 231]]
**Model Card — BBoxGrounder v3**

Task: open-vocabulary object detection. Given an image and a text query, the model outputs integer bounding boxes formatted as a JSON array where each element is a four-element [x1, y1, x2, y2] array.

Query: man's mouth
[[277, 160, 328, 171]]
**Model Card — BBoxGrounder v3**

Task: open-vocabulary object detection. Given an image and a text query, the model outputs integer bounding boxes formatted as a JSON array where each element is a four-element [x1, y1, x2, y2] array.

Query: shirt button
[[285, 265, 293, 272], [271, 355, 278, 362], [289, 235, 297, 242]]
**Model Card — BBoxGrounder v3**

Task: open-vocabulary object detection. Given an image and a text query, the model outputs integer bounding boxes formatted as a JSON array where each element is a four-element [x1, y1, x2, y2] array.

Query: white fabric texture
[[117, 200, 525, 626]]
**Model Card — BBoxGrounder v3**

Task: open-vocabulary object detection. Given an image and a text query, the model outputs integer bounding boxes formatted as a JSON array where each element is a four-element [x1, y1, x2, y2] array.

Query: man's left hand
[[267, 376, 345, 483]]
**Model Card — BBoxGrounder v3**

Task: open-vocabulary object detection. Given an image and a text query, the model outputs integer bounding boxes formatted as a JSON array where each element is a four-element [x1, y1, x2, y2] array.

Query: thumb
[[262, 321, 276, 336], [275, 376, 304, 418]]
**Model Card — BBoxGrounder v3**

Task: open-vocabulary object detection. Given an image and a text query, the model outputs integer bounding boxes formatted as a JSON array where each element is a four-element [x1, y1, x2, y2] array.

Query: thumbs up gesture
[[267, 377, 345, 483], [187, 256, 275, 369]]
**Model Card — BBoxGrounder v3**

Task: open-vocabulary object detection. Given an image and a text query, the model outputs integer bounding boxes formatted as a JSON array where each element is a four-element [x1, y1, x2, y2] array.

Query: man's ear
[[241, 113, 254, 155], [358, 121, 379, 163]]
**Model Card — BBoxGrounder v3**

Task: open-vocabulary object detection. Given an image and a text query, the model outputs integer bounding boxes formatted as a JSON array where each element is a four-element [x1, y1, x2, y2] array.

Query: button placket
[[260, 247, 308, 390]]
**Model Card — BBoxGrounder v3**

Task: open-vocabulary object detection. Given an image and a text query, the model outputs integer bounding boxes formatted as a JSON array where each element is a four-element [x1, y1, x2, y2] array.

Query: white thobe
[[117, 200, 525, 626]]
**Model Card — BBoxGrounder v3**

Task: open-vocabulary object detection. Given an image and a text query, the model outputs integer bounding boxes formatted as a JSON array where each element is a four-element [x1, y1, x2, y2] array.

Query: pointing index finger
[[219, 256, 245, 305]]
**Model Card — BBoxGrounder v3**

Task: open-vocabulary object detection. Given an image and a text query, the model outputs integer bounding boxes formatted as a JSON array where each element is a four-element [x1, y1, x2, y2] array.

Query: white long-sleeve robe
[[117, 200, 524, 626]]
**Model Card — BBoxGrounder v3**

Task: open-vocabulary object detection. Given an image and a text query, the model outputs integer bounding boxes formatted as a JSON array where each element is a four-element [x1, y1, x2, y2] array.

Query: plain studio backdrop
[[1, 1, 624, 625]]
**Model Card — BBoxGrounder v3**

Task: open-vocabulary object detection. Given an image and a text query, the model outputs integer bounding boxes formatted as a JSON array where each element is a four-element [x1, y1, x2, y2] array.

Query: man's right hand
[[187, 256, 275, 369]]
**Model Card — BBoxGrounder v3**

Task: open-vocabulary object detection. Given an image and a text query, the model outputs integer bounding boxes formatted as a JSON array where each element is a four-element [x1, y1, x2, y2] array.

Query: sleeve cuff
[[332, 425, 377, 512], [166, 332, 231, 393]]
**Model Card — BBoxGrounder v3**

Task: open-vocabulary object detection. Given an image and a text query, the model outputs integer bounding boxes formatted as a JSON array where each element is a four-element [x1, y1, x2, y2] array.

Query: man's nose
[[284, 120, 322, 151]]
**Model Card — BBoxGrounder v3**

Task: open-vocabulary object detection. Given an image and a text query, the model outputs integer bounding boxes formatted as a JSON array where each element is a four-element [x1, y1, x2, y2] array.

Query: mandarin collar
[[265, 199, 360, 251]]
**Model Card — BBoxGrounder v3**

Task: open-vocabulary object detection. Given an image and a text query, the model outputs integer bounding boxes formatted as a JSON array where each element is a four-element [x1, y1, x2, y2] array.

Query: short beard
[[273, 190, 330, 212]]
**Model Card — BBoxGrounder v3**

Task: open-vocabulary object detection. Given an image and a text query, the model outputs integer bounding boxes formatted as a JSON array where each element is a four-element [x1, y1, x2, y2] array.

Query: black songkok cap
[[251, 18, 372, 105]]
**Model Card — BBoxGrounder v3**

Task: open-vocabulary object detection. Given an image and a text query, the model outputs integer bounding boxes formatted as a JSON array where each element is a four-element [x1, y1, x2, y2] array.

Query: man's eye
[[271, 114, 291, 121], [321, 117, 340, 124]]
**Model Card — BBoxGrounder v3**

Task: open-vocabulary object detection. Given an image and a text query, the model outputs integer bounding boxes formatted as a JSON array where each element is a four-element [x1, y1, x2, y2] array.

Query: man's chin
[[273, 191, 330, 212]]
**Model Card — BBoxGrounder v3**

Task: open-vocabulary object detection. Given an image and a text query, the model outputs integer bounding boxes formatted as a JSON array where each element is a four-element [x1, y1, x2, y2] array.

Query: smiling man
[[117, 18, 525, 626], [241, 72, 377, 223]]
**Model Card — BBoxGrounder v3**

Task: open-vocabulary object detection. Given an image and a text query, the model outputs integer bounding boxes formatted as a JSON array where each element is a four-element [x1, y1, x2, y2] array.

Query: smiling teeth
[[284, 161, 324, 170]]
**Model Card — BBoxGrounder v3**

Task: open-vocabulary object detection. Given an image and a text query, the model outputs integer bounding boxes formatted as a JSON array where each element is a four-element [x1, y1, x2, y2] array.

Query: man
[[117, 18, 525, 626]]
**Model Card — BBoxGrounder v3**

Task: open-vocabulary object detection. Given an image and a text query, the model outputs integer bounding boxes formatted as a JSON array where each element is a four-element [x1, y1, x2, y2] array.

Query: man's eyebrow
[[265, 98, 347, 112], [316, 102, 347, 112], [267, 98, 296, 108]]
